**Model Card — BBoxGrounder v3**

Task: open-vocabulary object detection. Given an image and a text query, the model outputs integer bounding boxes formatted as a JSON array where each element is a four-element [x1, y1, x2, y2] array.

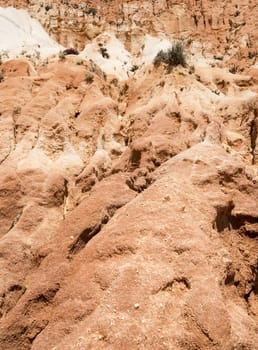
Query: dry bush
[[154, 41, 187, 70]]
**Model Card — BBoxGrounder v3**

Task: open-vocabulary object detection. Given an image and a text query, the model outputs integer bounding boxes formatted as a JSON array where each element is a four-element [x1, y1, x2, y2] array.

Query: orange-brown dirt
[[0, 1, 257, 350]]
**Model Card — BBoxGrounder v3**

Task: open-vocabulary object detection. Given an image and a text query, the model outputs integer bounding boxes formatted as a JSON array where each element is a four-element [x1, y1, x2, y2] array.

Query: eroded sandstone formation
[[0, 1, 257, 349], [0, 0, 257, 71]]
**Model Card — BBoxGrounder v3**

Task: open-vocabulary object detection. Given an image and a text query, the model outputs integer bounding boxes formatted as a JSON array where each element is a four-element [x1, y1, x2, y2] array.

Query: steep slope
[[0, 0, 257, 72], [0, 7, 61, 59], [0, 2, 257, 350]]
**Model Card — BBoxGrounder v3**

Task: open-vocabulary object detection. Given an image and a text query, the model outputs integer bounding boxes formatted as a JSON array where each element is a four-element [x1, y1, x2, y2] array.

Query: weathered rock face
[[0, 0, 257, 71], [0, 1, 257, 349]]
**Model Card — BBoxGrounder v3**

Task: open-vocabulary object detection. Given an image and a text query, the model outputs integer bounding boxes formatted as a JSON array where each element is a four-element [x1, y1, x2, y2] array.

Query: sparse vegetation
[[212, 89, 221, 95], [187, 38, 193, 46], [1, 50, 9, 60], [42, 58, 49, 66], [153, 42, 187, 71], [130, 65, 139, 73], [45, 5, 52, 12], [85, 8, 97, 16], [229, 65, 238, 74], [188, 65, 195, 74], [248, 51, 257, 59], [120, 83, 129, 97], [100, 47, 110, 59], [0, 70, 5, 83], [85, 73, 94, 84], [59, 51, 66, 61], [213, 54, 223, 61]]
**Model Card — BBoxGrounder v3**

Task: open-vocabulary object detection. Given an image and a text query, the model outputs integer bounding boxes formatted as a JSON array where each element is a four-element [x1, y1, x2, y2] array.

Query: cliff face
[[0, 0, 257, 71], [0, 1, 257, 350]]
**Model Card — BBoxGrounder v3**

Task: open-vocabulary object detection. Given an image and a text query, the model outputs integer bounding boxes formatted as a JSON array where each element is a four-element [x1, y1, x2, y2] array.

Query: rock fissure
[[250, 115, 257, 165], [67, 222, 103, 258], [5, 207, 23, 235]]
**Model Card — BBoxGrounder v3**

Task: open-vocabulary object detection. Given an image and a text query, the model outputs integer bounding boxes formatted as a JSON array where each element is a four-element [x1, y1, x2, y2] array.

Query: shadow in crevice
[[67, 220, 106, 258], [213, 201, 235, 232], [129, 149, 141, 170], [213, 201, 258, 233], [67, 204, 124, 260], [214, 201, 258, 308]]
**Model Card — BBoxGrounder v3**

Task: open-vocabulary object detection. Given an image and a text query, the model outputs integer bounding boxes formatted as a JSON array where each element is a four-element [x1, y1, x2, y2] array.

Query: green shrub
[[154, 41, 187, 70]]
